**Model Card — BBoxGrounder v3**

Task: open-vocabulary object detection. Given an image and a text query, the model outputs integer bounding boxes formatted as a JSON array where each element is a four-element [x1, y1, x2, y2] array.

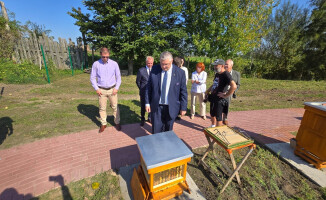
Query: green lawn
[[34, 170, 122, 200], [1, 73, 325, 149]]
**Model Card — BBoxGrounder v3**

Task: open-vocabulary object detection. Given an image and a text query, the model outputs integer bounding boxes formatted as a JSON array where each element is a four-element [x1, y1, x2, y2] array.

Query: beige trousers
[[191, 92, 206, 116], [98, 88, 120, 125]]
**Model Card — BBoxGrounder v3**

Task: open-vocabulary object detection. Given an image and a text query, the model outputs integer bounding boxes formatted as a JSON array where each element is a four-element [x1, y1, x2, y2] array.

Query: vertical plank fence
[[13, 34, 86, 70]]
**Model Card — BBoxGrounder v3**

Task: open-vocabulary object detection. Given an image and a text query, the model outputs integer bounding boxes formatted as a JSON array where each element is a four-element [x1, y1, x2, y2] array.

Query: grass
[[35, 170, 122, 200], [0, 73, 325, 149], [188, 145, 326, 200]]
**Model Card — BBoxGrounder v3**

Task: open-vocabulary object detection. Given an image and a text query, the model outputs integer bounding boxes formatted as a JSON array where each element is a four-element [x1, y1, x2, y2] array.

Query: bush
[[0, 59, 81, 84], [0, 16, 21, 59]]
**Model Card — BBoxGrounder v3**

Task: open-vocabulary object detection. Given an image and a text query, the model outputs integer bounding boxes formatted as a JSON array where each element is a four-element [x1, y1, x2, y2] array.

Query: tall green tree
[[253, 1, 309, 79], [69, 0, 186, 74], [183, 0, 275, 58], [304, 0, 326, 80]]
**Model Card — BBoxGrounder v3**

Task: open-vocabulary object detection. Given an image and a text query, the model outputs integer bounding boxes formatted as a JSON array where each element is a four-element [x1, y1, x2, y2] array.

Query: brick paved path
[[0, 108, 304, 199]]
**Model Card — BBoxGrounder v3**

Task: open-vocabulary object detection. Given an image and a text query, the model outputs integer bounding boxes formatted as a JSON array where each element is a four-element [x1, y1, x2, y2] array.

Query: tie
[[161, 71, 167, 104]]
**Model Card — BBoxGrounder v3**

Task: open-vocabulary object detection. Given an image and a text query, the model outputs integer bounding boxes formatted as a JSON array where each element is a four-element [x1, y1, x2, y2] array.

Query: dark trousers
[[140, 94, 151, 121], [151, 105, 175, 134]]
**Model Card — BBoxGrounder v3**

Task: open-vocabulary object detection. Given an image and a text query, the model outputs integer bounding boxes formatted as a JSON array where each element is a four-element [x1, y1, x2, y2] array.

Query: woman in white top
[[191, 62, 207, 120]]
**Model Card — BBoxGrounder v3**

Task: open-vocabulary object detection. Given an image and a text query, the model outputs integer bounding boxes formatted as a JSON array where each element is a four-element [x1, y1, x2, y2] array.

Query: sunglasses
[[101, 56, 109, 59]]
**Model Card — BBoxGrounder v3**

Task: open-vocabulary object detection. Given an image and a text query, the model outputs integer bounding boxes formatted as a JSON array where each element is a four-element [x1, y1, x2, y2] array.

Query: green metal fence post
[[40, 45, 50, 84], [68, 46, 74, 76]]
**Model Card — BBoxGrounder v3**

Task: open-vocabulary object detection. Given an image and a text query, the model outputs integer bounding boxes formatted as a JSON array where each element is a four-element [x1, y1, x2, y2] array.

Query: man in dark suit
[[145, 51, 188, 134], [136, 56, 154, 126]]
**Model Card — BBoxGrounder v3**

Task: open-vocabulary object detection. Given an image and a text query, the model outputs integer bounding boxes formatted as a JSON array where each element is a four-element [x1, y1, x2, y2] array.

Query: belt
[[98, 85, 116, 90]]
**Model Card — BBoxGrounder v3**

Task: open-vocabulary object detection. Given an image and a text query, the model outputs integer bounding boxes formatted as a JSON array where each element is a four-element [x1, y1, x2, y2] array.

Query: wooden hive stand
[[199, 126, 256, 194]]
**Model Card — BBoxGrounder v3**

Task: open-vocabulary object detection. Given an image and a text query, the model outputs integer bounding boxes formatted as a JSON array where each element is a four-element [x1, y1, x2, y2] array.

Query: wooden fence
[[13, 33, 86, 70]]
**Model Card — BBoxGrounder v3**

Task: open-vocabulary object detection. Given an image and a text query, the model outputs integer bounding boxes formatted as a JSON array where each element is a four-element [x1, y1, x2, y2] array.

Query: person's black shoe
[[147, 118, 151, 124], [140, 120, 145, 126], [176, 116, 181, 120], [115, 124, 121, 131]]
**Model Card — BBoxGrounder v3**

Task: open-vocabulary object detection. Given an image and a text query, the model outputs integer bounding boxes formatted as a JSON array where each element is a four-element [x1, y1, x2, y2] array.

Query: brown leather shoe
[[115, 124, 121, 131], [99, 125, 107, 133]]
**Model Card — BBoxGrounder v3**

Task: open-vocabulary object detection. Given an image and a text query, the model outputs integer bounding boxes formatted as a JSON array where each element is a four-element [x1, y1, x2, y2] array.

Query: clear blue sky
[[3, 0, 312, 42]]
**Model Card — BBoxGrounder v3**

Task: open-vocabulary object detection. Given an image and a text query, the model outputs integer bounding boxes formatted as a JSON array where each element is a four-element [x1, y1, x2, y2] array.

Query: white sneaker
[[209, 125, 216, 128]]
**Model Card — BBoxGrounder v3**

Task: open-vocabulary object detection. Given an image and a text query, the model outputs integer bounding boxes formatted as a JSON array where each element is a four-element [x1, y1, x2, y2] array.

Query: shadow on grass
[[49, 175, 72, 200], [78, 103, 141, 127], [77, 104, 101, 127], [131, 99, 141, 107], [0, 117, 14, 146]]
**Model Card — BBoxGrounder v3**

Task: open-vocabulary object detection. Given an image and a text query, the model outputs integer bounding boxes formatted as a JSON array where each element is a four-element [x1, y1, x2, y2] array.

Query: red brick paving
[[0, 108, 304, 199]]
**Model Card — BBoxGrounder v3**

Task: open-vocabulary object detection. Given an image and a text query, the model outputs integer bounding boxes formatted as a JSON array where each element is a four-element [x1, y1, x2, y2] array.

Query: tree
[[253, 1, 310, 79], [183, 0, 275, 58], [304, 0, 326, 80], [23, 20, 51, 37], [69, 0, 186, 75]]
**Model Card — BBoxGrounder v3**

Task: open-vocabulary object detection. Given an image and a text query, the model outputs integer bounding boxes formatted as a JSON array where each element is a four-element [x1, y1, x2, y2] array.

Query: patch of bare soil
[[187, 145, 325, 200]]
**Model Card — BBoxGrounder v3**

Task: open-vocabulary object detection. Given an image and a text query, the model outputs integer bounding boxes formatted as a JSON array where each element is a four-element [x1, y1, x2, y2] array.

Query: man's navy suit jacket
[[136, 67, 149, 96], [145, 64, 188, 119]]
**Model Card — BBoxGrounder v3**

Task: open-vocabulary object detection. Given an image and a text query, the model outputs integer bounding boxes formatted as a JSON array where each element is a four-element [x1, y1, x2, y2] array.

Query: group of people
[[90, 47, 240, 134]]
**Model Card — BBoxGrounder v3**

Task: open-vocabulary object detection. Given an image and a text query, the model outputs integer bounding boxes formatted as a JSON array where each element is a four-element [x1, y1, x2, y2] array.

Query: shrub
[[0, 59, 81, 84]]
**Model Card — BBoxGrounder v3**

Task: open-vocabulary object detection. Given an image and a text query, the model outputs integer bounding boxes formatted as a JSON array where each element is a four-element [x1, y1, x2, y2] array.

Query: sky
[[2, 0, 312, 42]]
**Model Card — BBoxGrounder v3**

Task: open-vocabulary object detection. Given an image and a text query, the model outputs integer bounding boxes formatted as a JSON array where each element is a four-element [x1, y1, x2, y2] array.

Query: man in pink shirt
[[90, 47, 122, 133]]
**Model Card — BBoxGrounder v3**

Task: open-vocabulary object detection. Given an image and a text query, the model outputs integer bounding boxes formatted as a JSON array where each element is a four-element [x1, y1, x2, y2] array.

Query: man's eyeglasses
[[101, 56, 109, 59]]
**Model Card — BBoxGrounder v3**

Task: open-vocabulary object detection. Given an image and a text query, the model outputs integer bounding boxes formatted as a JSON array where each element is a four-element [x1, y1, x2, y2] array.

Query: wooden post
[[54, 41, 61, 69], [92, 46, 94, 64], [23, 38, 32, 61], [76, 37, 82, 69], [0, 1, 10, 30], [63, 39, 69, 69], [39, 35, 45, 65], [78, 7, 88, 68], [20, 39, 28, 62], [32, 32, 42, 69]]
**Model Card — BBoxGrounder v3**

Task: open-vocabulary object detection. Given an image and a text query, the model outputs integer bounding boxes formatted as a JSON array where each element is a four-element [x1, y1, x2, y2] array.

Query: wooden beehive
[[295, 102, 326, 169], [131, 131, 193, 200]]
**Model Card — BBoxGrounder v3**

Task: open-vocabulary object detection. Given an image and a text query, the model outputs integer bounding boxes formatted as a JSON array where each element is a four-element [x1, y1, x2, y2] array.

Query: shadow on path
[[0, 188, 36, 200]]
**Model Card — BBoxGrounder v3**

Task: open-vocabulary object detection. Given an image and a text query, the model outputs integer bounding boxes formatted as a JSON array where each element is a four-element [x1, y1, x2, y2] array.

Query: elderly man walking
[[90, 47, 122, 133], [145, 51, 188, 134], [136, 56, 154, 126]]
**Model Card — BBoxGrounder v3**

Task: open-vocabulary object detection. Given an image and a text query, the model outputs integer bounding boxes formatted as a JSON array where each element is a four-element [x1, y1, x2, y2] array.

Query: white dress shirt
[[146, 66, 150, 75], [191, 71, 207, 93], [159, 65, 172, 105], [180, 66, 188, 85]]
